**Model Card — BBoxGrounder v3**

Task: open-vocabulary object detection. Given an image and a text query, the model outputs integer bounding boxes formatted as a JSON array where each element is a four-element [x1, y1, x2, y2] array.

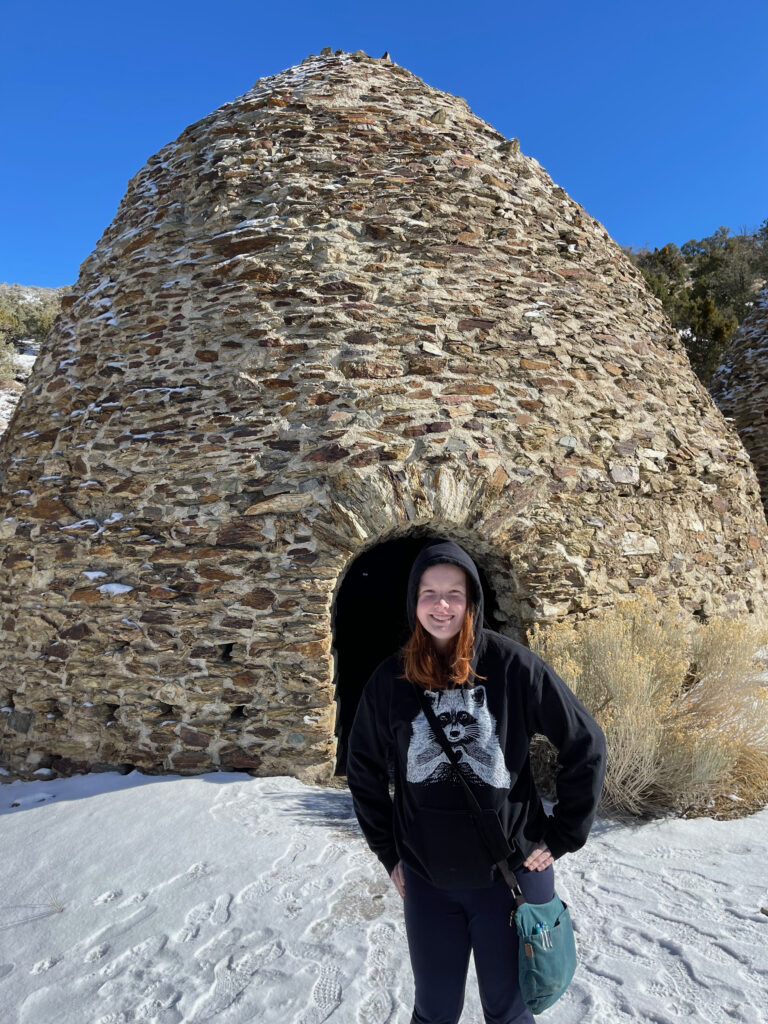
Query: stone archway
[[331, 531, 502, 774]]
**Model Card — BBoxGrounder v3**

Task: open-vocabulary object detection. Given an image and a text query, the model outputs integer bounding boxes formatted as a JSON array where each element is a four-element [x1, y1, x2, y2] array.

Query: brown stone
[[28, 499, 66, 520], [251, 726, 280, 738], [241, 588, 276, 610], [457, 318, 495, 331], [345, 330, 378, 345], [520, 358, 553, 371], [303, 444, 350, 462], [289, 640, 327, 658], [440, 384, 497, 396], [3, 553, 33, 569], [69, 589, 101, 604], [42, 642, 70, 660], [178, 726, 209, 748], [218, 746, 262, 770], [198, 568, 243, 581], [169, 751, 211, 771], [232, 671, 260, 688], [221, 616, 253, 630], [140, 610, 175, 624], [59, 622, 93, 640], [339, 360, 400, 379]]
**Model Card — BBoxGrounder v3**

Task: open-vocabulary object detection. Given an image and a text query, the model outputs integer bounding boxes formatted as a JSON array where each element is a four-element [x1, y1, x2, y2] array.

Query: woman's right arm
[[346, 681, 400, 878]]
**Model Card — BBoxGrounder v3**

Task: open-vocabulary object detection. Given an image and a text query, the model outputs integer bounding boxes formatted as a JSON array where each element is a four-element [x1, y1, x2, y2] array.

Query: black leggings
[[403, 862, 555, 1024]]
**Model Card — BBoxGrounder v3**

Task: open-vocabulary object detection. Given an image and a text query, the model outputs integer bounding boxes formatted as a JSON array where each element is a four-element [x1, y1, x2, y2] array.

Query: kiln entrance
[[332, 534, 501, 775]]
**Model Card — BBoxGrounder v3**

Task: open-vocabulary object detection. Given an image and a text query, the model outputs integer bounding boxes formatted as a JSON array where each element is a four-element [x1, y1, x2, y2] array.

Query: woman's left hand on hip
[[523, 842, 554, 872]]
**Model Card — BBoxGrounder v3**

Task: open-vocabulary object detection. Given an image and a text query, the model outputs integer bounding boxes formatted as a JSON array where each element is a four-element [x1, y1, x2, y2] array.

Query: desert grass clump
[[529, 591, 768, 818]]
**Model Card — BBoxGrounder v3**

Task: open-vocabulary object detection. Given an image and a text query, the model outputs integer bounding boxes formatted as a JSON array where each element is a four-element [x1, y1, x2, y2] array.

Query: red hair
[[401, 605, 485, 690]]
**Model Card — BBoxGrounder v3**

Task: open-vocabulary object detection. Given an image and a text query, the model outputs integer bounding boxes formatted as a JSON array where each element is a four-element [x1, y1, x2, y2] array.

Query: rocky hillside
[[0, 283, 66, 435]]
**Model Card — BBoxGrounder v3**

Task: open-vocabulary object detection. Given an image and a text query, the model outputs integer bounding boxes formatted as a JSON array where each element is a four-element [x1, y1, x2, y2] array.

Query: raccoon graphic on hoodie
[[346, 539, 606, 886], [407, 685, 511, 789]]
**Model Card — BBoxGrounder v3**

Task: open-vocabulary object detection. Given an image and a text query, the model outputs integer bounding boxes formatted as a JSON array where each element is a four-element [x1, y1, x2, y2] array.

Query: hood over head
[[406, 540, 486, 659]]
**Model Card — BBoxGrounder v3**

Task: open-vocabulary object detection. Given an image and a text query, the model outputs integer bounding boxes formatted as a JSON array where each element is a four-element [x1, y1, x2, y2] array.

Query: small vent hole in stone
[[230, 705, 247, 721], [104, 703, 120, 726], [219, 643, 235, 662]]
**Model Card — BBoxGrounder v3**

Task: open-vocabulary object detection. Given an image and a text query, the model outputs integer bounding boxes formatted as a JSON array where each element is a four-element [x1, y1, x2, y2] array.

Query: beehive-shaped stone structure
[[710, 288, 768, 515], [2, 51, 768, 783]]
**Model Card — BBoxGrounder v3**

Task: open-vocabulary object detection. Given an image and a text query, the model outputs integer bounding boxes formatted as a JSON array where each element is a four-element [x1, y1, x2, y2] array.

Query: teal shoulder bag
[[508, 884, 577, 1014]]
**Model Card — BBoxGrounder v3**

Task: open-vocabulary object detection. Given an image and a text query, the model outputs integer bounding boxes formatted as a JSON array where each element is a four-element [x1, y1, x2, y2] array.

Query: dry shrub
[[0, 338, 15, 383], [529, 592, 768, 818], [727, 745, 768, 811]]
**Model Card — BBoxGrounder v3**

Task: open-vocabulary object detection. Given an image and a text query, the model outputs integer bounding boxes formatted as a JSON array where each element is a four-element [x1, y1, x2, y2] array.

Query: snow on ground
[[1, 772, 767, 1024]]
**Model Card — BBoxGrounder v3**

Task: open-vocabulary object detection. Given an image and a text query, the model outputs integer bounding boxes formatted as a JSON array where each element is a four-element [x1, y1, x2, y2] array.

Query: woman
[[346, 539, 606, 1024]]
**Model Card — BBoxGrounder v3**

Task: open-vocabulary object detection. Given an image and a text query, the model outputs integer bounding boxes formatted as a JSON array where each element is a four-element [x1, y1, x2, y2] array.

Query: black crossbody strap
[[416, 686, 526, 908]]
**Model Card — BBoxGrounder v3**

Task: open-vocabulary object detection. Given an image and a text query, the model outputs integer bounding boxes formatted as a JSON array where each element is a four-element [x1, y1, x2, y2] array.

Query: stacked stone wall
[[711, 288, 768, 516], [1, 51, 767, 782]]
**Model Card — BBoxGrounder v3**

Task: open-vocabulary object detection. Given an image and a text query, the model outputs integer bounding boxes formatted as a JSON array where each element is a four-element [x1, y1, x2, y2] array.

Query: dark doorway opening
[[332, 534, 501, 775]]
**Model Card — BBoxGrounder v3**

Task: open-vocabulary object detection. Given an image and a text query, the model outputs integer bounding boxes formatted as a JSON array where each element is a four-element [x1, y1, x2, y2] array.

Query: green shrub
[[0, 284, 66, 383], [0, 284, 65, 348]]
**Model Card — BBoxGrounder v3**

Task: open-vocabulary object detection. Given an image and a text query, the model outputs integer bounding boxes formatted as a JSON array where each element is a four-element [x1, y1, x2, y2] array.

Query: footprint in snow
[[84, 943, 110, 963], [315, 842, 347, 868], [133, 981, 183, 1022], [187, 953, 260, 1022], [242, 937, 284, 971], [175, 902, 215, 943], [94, 890, 123, 905], [365, 921, 400, 987], [186, 862, 212, 880], [307, 916, 335, 941], [273, 839, 307, 868], [236, 878, 274, 903], [99, 934, 169, 980], [357, 989, 394, 1024], [194, 927, 244, 966], [73, 902, 158, 959], [117, 890, 148, 907], [297, 964, 343, 1024], [292, 939, 336, 964], [210, 893, 232, 926], [30, 957, 60, 974]]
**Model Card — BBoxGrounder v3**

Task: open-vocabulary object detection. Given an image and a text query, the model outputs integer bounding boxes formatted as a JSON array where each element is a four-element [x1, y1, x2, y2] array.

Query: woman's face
[[416, 563, 468, 651]]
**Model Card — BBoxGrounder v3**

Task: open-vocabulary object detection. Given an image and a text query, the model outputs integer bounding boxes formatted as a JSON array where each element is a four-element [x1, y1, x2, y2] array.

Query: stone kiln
[[710, 288, 768, 516], [2, 51, 768, 783]]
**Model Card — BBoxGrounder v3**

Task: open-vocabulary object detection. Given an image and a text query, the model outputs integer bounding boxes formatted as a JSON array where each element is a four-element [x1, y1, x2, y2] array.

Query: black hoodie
[[346, 540, 606, 885]]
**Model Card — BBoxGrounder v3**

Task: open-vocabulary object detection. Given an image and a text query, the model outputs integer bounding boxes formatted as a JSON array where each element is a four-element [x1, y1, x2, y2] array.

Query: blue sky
[[2, 0, 766, 288]]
